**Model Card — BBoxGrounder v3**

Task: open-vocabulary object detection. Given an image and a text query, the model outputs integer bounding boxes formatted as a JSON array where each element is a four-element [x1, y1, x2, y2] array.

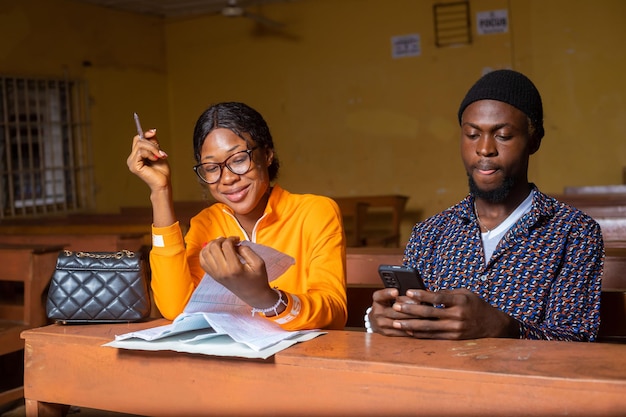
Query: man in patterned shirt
[[367, 69, 603, 341]]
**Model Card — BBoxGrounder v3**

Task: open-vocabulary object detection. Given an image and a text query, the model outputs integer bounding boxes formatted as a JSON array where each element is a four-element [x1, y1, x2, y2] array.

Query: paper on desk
[[104, 241, 325, 358], [104, 329, 322, 360]]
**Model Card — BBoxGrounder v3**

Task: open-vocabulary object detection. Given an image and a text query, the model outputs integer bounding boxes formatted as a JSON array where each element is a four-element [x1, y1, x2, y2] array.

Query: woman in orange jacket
[[127, 102, 347, 330]]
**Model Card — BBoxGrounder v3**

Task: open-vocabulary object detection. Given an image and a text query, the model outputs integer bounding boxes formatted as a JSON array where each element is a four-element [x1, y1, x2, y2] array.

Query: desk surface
[[22, 319, 626, 417], [22, 319, 626, 416]]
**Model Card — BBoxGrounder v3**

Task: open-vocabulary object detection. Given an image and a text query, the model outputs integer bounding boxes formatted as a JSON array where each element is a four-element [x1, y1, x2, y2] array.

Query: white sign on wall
[[476, 9, 509, 35], [391, 34, 421, 59]]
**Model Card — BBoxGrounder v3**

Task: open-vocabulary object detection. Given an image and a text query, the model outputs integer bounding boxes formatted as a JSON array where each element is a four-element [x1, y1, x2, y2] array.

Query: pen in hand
[[133, 112, 145, 139], [134, 112, 167, 159]]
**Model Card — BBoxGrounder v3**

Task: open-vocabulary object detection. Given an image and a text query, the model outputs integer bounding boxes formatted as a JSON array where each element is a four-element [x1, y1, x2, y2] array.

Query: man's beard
[[468, 175, 515, 203]]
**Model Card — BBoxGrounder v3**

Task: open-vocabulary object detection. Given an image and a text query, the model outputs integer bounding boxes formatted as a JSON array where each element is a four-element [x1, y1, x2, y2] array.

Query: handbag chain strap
[[63, 249, 135, 259]]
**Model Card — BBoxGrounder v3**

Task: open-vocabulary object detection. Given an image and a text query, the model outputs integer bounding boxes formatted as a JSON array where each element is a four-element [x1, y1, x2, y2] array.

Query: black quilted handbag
[[46, 249, 151, 324]]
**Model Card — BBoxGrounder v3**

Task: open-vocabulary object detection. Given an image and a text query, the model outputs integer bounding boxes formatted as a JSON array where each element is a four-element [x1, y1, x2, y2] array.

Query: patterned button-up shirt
[[403, 186, 604, 341]]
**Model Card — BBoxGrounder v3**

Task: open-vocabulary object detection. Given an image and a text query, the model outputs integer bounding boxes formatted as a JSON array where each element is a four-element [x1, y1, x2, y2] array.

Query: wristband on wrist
[[364, 306, 373, 333], [251, 288, 287, 317]]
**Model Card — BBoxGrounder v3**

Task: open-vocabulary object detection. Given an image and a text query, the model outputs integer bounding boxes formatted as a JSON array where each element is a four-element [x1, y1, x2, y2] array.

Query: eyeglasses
[[193, 147, 258, 184]]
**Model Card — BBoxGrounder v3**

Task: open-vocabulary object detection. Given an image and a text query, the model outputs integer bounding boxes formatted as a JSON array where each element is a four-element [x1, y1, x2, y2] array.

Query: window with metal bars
[[0, 75, 94, 219]]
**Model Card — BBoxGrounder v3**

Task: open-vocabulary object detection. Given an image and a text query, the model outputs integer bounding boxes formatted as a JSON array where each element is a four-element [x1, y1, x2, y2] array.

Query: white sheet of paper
[[104, 241, 323, 358], [104, 330, 324, 360]]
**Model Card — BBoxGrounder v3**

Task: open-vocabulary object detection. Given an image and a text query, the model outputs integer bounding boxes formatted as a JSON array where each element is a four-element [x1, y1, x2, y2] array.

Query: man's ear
[[529, 135, 542, 155]]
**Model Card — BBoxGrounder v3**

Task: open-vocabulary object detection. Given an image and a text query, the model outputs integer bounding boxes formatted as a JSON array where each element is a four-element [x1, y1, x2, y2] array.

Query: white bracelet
[[251, 288, 287, 317], [364, 306, 373, 333]]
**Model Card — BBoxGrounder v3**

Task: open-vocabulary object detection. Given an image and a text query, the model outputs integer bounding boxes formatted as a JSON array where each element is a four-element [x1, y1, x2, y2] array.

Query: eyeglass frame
[[192, 146, 259, 184]]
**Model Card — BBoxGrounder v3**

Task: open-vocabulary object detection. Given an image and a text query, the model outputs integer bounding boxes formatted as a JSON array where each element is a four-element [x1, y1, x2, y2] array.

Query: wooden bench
[[0, 244, 62, 409], [601, 247, 626, 343], [345, 247, 403, 327]]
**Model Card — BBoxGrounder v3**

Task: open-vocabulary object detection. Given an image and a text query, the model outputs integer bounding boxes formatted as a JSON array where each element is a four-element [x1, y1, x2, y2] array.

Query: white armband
[[364, 306, 373, 333]]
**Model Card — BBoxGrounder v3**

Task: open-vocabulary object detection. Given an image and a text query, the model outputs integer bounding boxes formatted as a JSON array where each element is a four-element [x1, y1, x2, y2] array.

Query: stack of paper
[[103, 241, 325, 359]]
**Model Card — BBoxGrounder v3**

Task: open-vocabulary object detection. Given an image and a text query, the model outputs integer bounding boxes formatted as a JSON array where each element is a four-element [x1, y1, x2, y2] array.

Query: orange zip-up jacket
[[149, 185, 347, 330]]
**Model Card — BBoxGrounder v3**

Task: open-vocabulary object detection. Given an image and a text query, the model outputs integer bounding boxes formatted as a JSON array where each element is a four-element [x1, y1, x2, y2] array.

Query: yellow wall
[[1, 0, 625, 243], [0, 0, 171, 210]]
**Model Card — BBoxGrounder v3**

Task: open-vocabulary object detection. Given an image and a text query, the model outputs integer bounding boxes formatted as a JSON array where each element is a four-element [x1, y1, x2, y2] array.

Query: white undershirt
[[480, 192, 533, 262]]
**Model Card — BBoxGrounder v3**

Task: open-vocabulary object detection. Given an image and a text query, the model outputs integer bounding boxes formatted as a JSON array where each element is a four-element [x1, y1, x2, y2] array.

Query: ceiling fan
[[220, 0, 285, 28]]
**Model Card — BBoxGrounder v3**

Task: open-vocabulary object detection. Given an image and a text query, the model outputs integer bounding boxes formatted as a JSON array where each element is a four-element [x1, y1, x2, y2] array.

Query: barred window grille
[[0, 75, 94, 219]]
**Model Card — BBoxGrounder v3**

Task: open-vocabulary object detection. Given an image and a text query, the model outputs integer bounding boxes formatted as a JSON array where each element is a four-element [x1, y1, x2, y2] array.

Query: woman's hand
[[199, 237, 282, 312], [126, 128, 170, 191]]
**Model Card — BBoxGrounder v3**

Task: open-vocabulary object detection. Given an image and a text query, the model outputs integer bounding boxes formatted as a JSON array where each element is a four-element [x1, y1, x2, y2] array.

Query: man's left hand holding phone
[[368, 264, 443, 337]]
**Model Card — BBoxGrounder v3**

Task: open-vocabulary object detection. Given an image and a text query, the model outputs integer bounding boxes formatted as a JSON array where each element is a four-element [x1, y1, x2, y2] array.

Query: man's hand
[[370, 288, 519, 339], [369, 288, 417, 337]]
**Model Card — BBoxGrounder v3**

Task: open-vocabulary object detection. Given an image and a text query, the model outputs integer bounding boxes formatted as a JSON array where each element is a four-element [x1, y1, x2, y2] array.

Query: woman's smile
[[222, 184, 250, 203]]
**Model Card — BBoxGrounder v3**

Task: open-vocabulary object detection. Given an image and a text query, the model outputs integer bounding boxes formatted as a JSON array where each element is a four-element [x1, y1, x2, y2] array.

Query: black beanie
[[457, 69, 544, 140]]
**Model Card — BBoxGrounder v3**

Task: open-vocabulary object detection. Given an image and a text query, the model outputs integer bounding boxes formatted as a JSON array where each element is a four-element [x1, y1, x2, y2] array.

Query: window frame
[[0, 75, 94, 219]]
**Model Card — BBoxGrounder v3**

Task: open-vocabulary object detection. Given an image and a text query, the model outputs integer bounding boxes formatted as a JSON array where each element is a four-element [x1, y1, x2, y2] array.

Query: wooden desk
[[564, 184, 626, 195], [554, 192, 626, 223], [552, 192, 626, 243], [22, 320, 626, 416], [0, 244, 62, 408], [121, 200, 212, 235], [333, 195, 409, 247], [0, 232, 148, 252], [0, 213, 152, 250]]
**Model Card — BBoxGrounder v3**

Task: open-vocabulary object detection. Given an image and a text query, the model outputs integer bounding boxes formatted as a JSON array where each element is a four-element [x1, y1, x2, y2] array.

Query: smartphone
[[378, 265, 425, 296]]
